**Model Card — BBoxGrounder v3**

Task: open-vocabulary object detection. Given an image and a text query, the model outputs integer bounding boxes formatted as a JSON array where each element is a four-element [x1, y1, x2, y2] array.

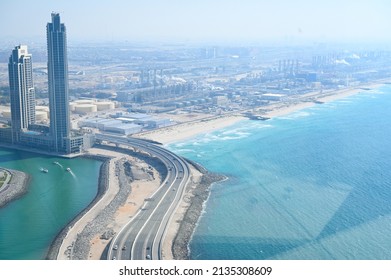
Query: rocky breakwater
[[69, 155, 165, 260], [45, 155, 111, 260], [0, 167, 30, 208], [171, 161, 226, 260], [47, 145, 167, 260], [69, 159, 129, 260]]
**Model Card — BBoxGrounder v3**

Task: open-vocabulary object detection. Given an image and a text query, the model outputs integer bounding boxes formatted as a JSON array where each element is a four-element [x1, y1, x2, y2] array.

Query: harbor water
[[0, 149, 101, 260]]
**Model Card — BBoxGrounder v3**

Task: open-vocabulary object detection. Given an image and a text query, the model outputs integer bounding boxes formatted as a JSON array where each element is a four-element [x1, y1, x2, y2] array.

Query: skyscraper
[[2, 13, 90, 154], [47, 12, 70, 152], [8, 45, 36, 143]]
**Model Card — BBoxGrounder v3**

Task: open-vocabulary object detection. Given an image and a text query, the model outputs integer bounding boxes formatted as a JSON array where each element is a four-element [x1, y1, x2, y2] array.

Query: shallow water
[[168, 86, 391, 260]]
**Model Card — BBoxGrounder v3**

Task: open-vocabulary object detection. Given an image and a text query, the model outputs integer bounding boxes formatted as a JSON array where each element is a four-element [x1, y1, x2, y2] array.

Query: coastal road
[[95, 134, 190, 260]]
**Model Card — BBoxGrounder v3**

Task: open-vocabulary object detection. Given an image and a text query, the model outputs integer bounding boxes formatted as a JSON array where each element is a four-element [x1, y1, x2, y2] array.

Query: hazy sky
[[0, 0, 390, 43]]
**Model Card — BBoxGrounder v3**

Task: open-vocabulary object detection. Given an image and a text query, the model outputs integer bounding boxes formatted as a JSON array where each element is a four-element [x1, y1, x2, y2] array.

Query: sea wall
[[172, 167, 226, 260], [45, 156, 110, 259], [0, 168, 31, 208], [69, 158, 130, 259], [46, 145, 167, 260], [45, 145, 220, 260]]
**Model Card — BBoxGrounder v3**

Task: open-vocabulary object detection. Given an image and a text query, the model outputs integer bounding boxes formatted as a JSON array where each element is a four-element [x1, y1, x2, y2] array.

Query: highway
[[95, 134, 190, 260]]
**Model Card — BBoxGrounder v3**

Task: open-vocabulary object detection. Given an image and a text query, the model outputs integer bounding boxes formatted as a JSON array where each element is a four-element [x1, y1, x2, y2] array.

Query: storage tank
[[2, 110, 11, 119], [74, 104, 97, 114], [95, 101, 115, 111], [35, 111, 48, 121], [35, 105, 49, 112], [74, 99, 94, 105], [69, 102, 76, 111]]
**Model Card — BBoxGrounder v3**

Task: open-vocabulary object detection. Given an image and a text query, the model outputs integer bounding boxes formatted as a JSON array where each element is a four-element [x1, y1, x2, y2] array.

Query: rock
[[100, 229, 115, 240]]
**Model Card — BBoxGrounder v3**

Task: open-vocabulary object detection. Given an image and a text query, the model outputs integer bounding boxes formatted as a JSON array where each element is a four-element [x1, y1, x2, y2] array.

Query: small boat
[[40, 168, 49, 173], [53, 161, 60, 165], [66, 168, 71, 172]]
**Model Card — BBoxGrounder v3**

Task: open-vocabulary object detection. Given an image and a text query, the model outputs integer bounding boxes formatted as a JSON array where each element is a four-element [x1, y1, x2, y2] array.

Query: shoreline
[[46, 154, 111, 259], [142, 80, 391, 259], [50, 144, 167, 260], [44, 80, 390, 260], [134, 81, 390, 145], [46, 142, 221, 260], [170, 165, 226, 259], [0, 167, 31, 208]]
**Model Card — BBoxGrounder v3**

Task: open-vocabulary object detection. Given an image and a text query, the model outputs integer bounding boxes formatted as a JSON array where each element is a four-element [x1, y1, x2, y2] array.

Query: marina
[[0, 148, 102, 260]]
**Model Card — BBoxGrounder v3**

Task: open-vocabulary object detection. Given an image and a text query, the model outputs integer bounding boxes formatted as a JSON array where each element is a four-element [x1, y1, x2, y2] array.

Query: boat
[[40, 168, 49, 173], [53, 161, 60, 165], [66, 168, 71, 172]]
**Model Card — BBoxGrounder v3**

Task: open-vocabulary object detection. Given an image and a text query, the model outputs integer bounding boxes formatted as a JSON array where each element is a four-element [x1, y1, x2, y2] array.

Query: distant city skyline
[[0, 0, 390, 44]]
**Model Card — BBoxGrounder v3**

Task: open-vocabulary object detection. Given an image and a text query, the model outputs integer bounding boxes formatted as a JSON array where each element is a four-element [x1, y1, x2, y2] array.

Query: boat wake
[[66, 167, 76, 179], [53, 161, 64, 168]]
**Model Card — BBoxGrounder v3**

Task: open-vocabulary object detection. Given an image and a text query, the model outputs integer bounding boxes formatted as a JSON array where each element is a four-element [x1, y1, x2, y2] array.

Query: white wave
[[173, 142, 187, 148], [278, 111, 312, 120], [171, 121, 273, 147], [211, 131, 251, 142], [367, 89, 385, 94], [217, 135, 250, 141], [174, 148, 196, 153], [320, 104, 337, 109], [217, 123, 272, 138]]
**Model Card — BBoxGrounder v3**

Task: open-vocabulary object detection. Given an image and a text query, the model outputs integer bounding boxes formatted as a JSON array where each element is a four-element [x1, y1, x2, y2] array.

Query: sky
[[0, 0, 390, 44]]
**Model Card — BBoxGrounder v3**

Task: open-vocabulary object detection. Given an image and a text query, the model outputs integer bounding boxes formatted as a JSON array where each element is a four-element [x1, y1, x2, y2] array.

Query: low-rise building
[[261, 93, 285, 101]]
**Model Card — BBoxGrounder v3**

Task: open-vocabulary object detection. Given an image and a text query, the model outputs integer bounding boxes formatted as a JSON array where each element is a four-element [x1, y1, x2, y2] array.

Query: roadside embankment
[[170, 163, 226, 260], [47, 144, 166, 260], [45, 155, 111, 259], [45, 143, 225, 260]]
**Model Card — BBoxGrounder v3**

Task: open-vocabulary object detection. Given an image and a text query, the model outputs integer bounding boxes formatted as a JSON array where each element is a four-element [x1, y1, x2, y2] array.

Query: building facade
[[1, 13, 92, 154], [8, 45, 36, 143], [47, 12, 71, 153]]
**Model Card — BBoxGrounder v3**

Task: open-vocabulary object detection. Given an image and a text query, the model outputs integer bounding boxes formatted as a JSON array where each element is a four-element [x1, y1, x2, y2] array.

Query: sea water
[[168, 85, 391, 260], [0, 149, 101, 260]]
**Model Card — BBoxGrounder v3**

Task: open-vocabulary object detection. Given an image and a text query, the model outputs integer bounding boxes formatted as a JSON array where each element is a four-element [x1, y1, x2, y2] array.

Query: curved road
[[95, 134, 190, 260]]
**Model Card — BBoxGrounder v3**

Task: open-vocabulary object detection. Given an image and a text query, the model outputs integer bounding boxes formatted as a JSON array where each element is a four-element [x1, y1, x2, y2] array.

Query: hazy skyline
[[0, 0, 390, 44]]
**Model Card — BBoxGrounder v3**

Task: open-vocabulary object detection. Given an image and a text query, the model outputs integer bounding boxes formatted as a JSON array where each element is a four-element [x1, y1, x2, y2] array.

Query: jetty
[[242, 112, 270, 121]]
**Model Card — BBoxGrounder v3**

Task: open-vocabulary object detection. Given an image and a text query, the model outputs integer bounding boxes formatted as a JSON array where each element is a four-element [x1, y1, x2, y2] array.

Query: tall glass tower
[[47, 12, 70, 152], [8, 45, 36, 143]]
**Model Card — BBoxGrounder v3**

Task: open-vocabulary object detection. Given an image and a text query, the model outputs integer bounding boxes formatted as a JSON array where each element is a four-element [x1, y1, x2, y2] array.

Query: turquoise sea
[[168, 85, 391, 260], [0, 150, 101, 260]]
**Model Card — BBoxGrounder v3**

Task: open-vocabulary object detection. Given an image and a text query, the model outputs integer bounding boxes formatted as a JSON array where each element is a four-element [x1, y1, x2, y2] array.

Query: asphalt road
[[95, 134, 190, 260]]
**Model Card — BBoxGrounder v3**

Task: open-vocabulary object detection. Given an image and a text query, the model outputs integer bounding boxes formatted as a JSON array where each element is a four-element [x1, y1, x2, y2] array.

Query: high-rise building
[[8, 45, 36, 143], [47, 12, 70, 153], [1, 13, 93, 154]]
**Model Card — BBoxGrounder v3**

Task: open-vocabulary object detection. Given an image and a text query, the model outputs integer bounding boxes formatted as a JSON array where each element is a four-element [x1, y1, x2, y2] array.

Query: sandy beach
[[134, 81, 389, 145], [53, 80, 390, 260], [136, 114, 247, 145]]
